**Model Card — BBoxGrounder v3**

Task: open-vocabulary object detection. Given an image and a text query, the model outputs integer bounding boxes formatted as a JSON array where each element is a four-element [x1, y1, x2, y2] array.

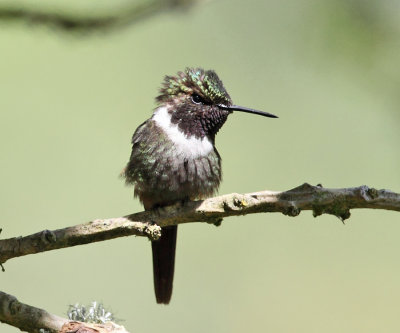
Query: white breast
[[152, 106, 213, 158]]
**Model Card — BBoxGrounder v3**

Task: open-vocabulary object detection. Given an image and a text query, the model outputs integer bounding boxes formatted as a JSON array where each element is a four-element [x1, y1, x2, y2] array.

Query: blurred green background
[[1, 0, 400, 332]]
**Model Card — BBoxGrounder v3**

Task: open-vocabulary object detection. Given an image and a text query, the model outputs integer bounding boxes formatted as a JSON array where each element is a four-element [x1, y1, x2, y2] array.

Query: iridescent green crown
[[156, 68, 232, 105]]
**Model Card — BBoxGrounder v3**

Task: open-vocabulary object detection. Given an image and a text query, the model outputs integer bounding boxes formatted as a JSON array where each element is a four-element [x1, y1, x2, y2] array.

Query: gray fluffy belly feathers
[[124, 107, 222, 206]]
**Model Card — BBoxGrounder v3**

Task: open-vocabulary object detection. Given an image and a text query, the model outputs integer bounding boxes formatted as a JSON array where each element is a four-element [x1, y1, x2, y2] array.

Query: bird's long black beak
[[218, 104, 278, 118]]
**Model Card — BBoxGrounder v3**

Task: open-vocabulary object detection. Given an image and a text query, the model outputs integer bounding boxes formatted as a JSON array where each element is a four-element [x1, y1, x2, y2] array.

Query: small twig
[[0, 184, 399, 265]]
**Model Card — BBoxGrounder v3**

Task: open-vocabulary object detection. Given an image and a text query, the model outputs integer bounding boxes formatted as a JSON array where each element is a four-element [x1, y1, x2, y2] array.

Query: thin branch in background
[[0, 0, 203, 33], [0, 183, 399, 265]]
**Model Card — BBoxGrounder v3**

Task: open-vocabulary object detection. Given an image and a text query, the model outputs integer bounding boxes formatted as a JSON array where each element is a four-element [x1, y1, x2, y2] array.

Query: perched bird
[[124, 68, 277, 304]]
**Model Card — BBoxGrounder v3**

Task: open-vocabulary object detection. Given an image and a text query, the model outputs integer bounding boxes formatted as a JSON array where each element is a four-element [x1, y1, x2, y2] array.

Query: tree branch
[[0, 291, 65, 333], [0, 184, 399, 265], [0, 291, 129, 333], [0, 0, 201, 33]]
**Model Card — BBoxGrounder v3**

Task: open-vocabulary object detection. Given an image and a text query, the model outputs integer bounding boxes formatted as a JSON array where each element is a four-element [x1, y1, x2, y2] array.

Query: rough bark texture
[[0, 291, 67, 332], [0, 184, 398, 265]]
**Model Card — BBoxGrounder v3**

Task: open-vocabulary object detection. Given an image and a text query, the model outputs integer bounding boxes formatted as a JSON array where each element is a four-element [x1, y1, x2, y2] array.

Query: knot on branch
[[312, 191, 351, 222], [9, 299, 21, 316], [144, 224, 161, 241], [286, 182, 317, 194], [358, 185, 379, 201], [312, 206, 351, 222], [367, 187, 379, 199], [283, 203, 301, 217], [40, 230, 56, 244], [222, 194, 249, 211]]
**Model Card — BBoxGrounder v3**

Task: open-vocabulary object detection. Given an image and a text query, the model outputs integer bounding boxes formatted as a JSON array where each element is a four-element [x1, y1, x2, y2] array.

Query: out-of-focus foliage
[[303, 0, 400, 101]]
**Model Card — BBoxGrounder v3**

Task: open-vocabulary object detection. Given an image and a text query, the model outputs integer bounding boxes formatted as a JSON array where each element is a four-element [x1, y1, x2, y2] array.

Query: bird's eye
[[191, 94, 204, 104]]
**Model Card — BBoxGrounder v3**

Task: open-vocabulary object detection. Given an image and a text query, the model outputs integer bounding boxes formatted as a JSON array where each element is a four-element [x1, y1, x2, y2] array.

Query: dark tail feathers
[[151, 225, 177, 304]]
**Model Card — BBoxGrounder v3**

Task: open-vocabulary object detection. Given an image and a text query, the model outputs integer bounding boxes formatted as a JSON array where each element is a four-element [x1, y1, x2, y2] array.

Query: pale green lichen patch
[[67, 301, 118, 324]]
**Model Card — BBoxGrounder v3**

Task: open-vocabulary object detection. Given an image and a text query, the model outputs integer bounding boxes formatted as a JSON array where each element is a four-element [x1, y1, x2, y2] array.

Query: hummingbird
[[123, 68, 277, 304]]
